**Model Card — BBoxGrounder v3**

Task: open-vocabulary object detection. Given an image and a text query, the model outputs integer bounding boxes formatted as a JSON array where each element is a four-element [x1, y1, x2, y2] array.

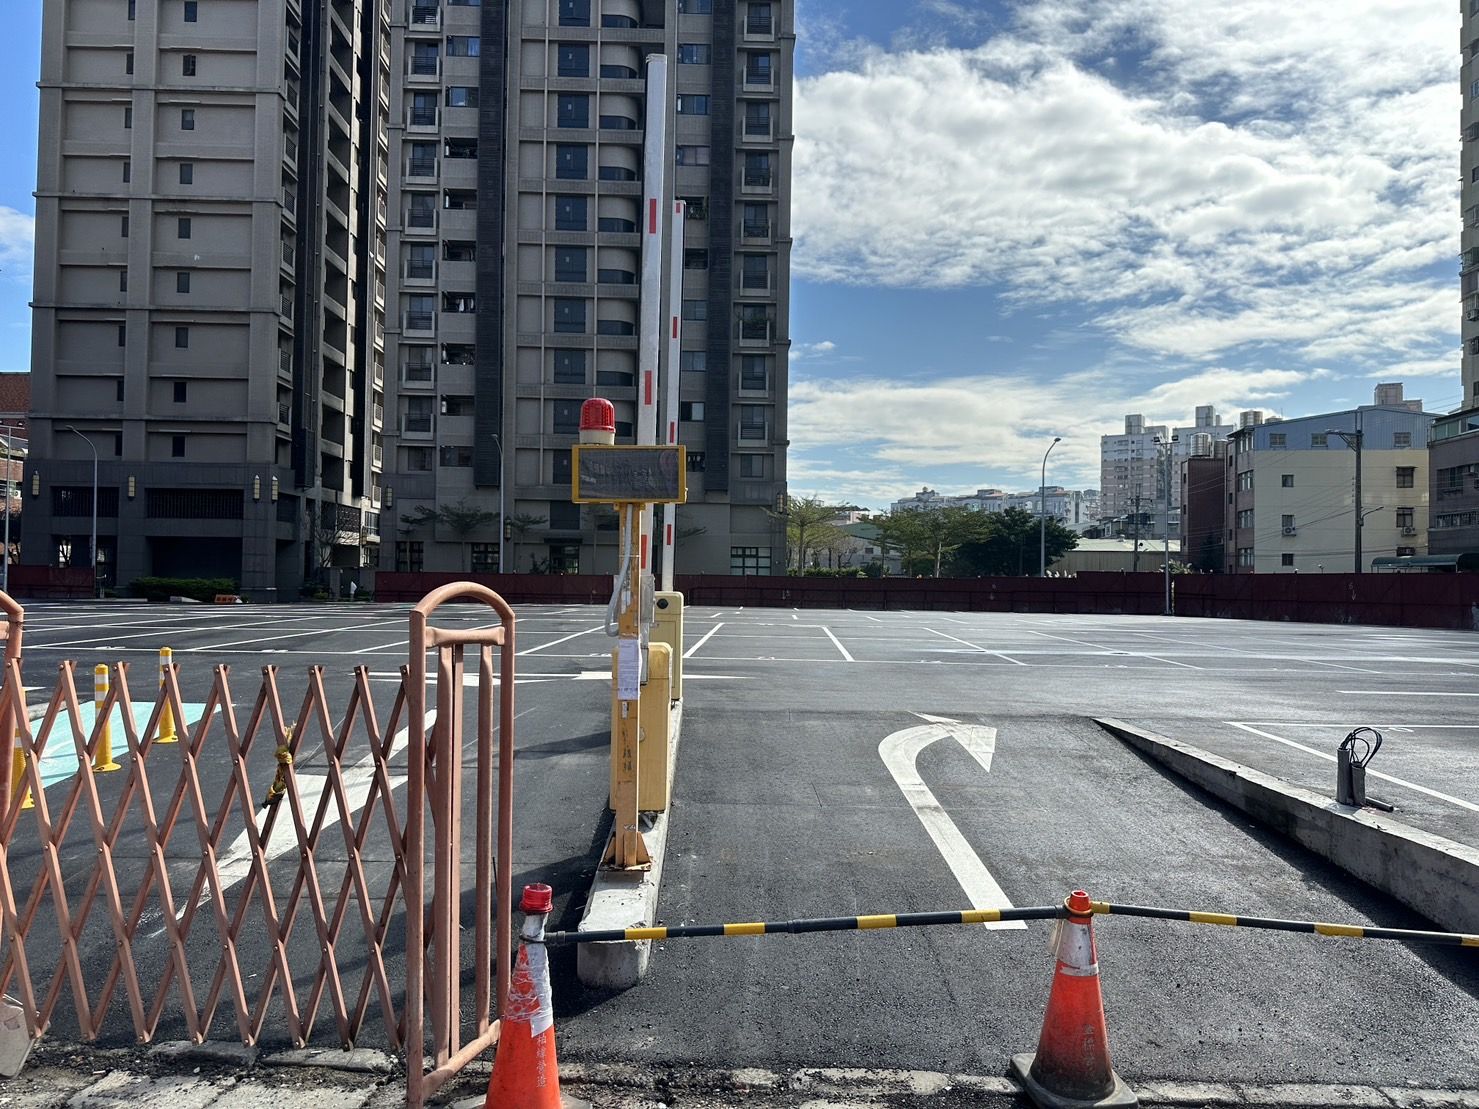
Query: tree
[[503, 512, 548, 573], [768, 495, 841, 572], [401, 498, 498, 571], [951, 507, 1078, 577], [873, 507, 989, 577]]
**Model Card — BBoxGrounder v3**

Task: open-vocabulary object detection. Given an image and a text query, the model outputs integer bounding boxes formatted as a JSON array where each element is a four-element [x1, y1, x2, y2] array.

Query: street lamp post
[[1154, 434, 1178, 615], [1328, 418, 1364, 574], [62, 424, 100, 598], [1039, 436, 1061, 577], [492, 432, 505, 574]]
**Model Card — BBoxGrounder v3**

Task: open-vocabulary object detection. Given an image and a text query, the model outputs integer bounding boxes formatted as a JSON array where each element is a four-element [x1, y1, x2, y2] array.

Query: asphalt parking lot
[[4, 600, 1477, 1091]]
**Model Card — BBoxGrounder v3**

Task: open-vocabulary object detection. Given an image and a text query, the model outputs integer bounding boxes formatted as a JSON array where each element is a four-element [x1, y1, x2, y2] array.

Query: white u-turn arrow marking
[[879, 716, 1024, 930]]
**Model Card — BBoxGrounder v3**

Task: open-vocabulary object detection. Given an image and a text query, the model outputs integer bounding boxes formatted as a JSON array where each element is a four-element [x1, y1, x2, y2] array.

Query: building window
[[469, 543, 497, 572], [125, 51, 134, 73], [171, 435, 186, 458], [746, 1, 773, 34], [446, 35, 480, 56], [552, 449, 572, 483], [743, 151, 772, 187], [1236, 509, 1254, 529], [681, 299, 707, 321], [1267, 432, 1286, 447], [552, 400, 581, 433], [744, 101, 771, 136], [676, 94, 710, 115], [173, 380, 187, 403], [396, 541, 424, 572], [443, 240, 475, 261], [677, 0, 712, 11], [127, 0, 135, 19], [118, 323, 126, 347], [183, 0, 197, 21], [677, 43, 711, 63], [1393, 431, 1412, 448], [741, 254, 768, 289], [122, 158, 131, 182], [180, 109, 196, 132], [403, 446, 433, 471], [680, 350, 707, 372], [730, 546, 771, 575], [684, 248, 708, 270], [554, 195, 587, 230], [554, 247, 587, 282], [175, 326, 189, 348], [1395, 466, 1415, 488], [675, 145, 710, 166], [680, 195, 707, 220], [557, 43, 589, 76], [686, 451, 706, 471], [1396, 507, 1415, 530], [1280, 474, 1293, 487], [740, 355, 767, 390], [178, 216, 191, 238], [739, 405, 766, 441], [595, 365, 633, 387], [121, 214, 129, 236], [182, 54, 196, 76], [553, 350, 585, 384], [679, 401, 704, 421], [438, 445, 474, 467], [123, 104, 132, 128], [1236, 547, 1253, 567], [557, 94, 589, 128], [739, 454, 765, 479], [558, 0, 590, 26], [1281, 554, 1294, 567], [552, 298, 586, 333], [440, 394, 475, 416], [1310, 433, 1326, 447], [176, 271, 190, 293], [555, 144, 588, 179], [119, 269, 128, 292], [179, 162, 193, 184], [116, 378, 125, 400], [446, 86, 478, 108], [1281, 514, 1294, 531], [745, 52, 773, 84]]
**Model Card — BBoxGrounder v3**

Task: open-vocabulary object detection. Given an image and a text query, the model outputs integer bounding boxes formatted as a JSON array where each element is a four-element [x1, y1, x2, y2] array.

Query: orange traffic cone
[[484, 884, 589, 1109], [1010, 890, 1137, 1109]]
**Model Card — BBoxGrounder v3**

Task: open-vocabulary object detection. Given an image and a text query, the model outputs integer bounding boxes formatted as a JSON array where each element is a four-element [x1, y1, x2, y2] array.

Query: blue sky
[[0, 2, 1461, 511]]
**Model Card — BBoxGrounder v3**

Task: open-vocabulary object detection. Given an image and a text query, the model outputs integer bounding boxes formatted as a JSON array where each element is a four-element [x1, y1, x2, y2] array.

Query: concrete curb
[[1094, 718, 1479, 934], [574, 697, 684, 989]]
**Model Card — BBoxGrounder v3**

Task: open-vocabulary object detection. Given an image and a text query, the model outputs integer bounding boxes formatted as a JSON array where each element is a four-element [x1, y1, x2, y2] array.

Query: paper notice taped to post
[[617, 636, 640, 701]]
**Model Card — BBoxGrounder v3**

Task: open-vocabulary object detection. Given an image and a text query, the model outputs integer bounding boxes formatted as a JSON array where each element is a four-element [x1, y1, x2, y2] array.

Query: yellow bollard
[[10, 744, 31, 810], [157, 647, 177, 744], [92, 664, 120, 773]]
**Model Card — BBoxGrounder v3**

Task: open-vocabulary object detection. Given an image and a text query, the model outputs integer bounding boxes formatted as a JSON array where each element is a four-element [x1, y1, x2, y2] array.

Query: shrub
[[129, 576, 238, 603]]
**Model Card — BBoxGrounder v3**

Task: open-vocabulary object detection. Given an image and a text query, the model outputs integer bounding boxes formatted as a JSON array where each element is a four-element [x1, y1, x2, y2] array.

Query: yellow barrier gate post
[[92, 663, 120, 773], [157, 646, 176, 743], [572, 398, 685, 871]]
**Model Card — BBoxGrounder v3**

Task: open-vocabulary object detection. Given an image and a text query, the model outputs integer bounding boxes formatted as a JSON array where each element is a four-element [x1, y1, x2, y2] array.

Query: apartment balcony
[[401, 413, 434, 439], [737, 319, 772, 346], [744, 13, 774, 39], [740, 220, 771, 242], [407, 107, 439, 131], [741, 169, 773, 194], [409, 3, 440, 29], [403, 311, 436, 334], [403, 260, 436, 285], [402, 361, 434, 387]]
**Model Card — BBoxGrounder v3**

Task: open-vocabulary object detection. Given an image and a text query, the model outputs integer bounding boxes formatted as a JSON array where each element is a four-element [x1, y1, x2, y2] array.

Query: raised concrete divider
[[1095, 718, 1479, 935], [575, 699, 684, 988]]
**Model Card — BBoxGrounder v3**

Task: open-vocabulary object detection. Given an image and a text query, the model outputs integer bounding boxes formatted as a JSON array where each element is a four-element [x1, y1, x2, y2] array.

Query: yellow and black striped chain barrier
[[546, 899, 1479, 948]]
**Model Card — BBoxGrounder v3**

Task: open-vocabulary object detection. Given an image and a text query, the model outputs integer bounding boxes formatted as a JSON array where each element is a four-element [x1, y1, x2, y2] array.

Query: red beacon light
[[579, 397, 616, 445]]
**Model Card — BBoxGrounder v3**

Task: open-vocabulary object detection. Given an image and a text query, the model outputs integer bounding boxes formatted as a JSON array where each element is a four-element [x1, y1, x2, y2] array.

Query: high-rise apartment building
[[28, 0, 790, 595], [27, 0, 390, 599], [1098, 406, 1236, 539], [384, 0, 792, 578]]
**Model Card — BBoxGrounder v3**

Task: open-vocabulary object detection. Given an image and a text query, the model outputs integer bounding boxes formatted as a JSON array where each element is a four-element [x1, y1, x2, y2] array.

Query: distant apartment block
[[1099, 406, 1235, 540], [888, 485, 1097, 530], [1224, 385, 1436, 574]]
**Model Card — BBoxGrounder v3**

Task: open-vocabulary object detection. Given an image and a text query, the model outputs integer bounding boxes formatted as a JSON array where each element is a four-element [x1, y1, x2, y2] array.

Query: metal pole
[[1353, 421, 1363, 575], [636, 55, 670, 575], [1039, 437, 1060, 577], [492, 433, 504, 574], [2, 427, 12, 595], [1163, 443, 1172, 615], [63, 425, 99, 598], [660, 200, 685, 593]]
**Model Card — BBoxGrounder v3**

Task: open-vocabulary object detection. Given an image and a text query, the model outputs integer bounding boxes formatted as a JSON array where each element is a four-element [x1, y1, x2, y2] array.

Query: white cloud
[[792, 0, 1457, 364], [0, 208, 34, 280], [790, 339, 838, 360], [787, 363, 1334, 504]]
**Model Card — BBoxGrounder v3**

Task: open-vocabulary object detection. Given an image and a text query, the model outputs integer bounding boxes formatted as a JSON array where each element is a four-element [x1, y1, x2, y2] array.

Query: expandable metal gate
[[0, 584, 516, 1107]]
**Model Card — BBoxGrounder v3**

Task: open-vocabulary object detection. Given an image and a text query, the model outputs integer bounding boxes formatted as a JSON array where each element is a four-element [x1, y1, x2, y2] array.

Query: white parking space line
[[518, 625, 603, 655], [926, 628, 1026, 666], [1337, 690, 1479, 697], [1227, 722, 1479, 813], [683, 621, 724, 659], [1024, 628, 1200, 669], [821, 627, 855, 662], [190, 619, 396, 652]]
